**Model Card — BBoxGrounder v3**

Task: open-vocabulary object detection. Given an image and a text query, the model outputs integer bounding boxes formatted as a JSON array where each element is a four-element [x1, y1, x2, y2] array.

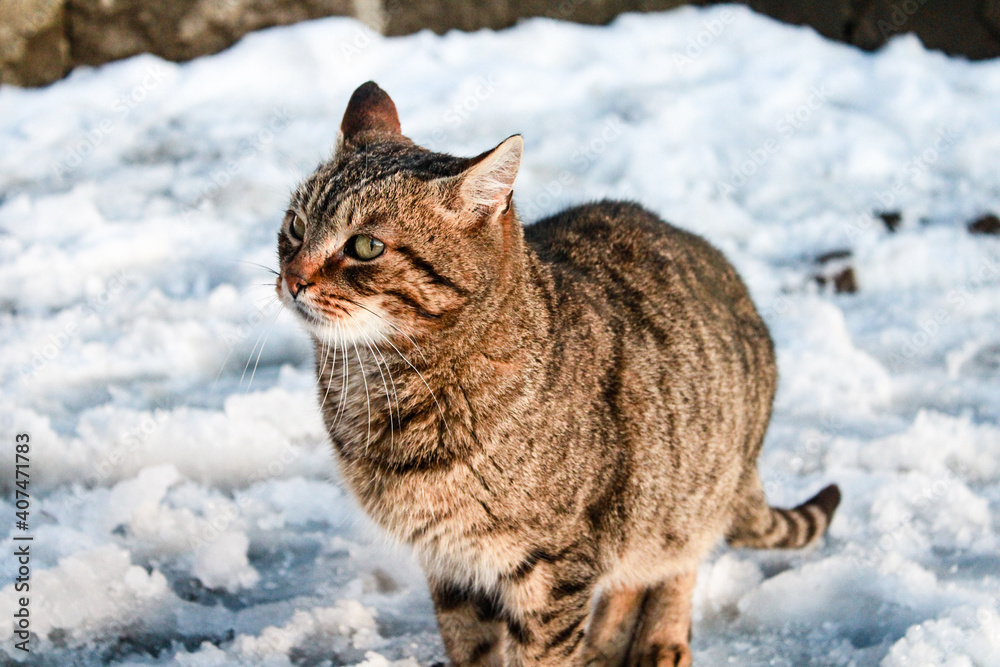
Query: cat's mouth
[[291, 299, 326, 325], [290, 295, 349, 327], [281, 285, 387, 344]]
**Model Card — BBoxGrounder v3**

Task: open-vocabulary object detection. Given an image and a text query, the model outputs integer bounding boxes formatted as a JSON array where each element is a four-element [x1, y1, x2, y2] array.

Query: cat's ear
[[339, 81, 401, 145], [449, 134, 523, 215]]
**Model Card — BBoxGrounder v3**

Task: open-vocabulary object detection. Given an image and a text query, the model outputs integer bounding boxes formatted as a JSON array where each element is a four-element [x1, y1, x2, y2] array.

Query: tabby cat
[[276, 82, 841, 667]]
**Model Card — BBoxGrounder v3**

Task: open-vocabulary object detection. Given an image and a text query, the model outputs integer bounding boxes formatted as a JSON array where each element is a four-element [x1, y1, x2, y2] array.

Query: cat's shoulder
[[526, 199, 660, 236], [523, 199, 707, 258]]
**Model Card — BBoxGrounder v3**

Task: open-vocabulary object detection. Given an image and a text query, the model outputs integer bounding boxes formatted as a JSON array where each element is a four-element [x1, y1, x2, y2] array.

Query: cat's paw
[[630, 642, 692, 667]]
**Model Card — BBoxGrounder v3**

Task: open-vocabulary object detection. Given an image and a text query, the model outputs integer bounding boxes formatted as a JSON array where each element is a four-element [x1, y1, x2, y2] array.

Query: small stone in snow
[[878, 211, 902, 232], [968, 213, 1000, 235]]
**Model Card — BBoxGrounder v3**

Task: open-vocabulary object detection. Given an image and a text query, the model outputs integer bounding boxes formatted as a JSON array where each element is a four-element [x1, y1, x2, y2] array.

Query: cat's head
[[277, 81, 523, 349]]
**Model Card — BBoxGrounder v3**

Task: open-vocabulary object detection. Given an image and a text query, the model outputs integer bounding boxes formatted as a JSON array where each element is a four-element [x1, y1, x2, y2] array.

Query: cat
[[276, 81, 841, 667]]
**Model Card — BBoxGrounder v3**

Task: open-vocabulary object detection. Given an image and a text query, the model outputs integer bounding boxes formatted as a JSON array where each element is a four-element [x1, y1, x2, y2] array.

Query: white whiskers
[[372, 329, 452, 437], [300, 303, 451, 451], [349, 313, 400, 448], [349, 336, 373, 452], [317, 320, 337, 414]]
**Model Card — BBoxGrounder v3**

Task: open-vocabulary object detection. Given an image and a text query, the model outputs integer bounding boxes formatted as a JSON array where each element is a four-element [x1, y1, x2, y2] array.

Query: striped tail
[[726, 484, 841, 550]]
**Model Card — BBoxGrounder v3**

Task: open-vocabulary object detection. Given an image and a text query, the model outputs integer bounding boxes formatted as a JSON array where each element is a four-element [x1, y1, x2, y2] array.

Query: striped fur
[[277, 82, 841, 666], [726, 482, 842, 549]]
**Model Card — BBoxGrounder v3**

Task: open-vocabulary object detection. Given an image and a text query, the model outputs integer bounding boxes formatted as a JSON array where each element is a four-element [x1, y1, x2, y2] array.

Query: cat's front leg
[[626, 570, 697, 667], [430, 579, 504, 666], [497, 566, 599, 666], [581, 585, 646, 665]]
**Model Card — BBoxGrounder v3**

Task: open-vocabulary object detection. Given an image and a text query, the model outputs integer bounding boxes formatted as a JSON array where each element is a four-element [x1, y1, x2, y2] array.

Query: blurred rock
[[66, 0, 353, 65], [814, 251, 858, 294], [816, 249, 853, 264], [746, 0, 855, 41], [382, 0, 688, 35], [832, 266, 858, 293], [987, 0, 1000, 33], [4, 0, 1000, 88], [0, 0, 70, 86], [850, 0, 1000, 59]]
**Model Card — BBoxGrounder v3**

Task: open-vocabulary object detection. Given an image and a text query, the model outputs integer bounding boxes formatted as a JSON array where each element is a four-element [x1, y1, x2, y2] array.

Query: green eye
[[352, 235, 385, 260], [288, 212, 305, 241]]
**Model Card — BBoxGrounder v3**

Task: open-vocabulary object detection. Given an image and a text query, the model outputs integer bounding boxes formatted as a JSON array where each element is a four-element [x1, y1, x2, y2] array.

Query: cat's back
[[524, 200, 763, 332]]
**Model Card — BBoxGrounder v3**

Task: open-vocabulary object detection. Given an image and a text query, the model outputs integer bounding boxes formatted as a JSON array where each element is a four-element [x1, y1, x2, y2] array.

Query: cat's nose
[[285, 272, 312, 299]]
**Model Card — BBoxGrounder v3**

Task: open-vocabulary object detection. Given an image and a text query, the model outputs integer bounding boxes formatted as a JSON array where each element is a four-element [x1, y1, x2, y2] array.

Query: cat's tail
[[725, 482, 841, 550]]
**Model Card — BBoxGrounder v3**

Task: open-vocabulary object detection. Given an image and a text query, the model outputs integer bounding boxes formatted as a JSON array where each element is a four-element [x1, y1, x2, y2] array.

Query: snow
[[2, 4, 1000, 665]]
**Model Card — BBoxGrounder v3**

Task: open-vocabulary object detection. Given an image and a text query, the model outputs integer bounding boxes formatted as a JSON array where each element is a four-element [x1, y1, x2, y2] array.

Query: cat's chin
[[290, 299, 389, 346]]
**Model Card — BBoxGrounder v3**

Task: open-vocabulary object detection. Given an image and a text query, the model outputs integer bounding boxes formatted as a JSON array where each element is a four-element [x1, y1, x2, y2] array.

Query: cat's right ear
[[338, 81, 401, 147]]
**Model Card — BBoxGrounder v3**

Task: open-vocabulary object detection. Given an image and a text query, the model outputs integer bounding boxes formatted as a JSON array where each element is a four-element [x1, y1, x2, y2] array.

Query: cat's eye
[[287, 212, 305, 241], [351, 235, 385, 260]]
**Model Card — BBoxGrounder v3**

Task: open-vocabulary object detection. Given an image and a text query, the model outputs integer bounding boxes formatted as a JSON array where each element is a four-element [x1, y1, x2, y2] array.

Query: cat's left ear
[[445, 135, 523, 217]]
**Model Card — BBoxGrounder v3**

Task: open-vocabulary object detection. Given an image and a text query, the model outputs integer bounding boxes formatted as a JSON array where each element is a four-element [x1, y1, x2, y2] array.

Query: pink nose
[[284, 272, 311, 298]]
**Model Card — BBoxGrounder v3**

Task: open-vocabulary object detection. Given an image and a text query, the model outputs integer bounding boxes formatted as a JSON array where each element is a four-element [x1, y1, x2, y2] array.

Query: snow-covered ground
[[2, 4, 1000, 665]]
